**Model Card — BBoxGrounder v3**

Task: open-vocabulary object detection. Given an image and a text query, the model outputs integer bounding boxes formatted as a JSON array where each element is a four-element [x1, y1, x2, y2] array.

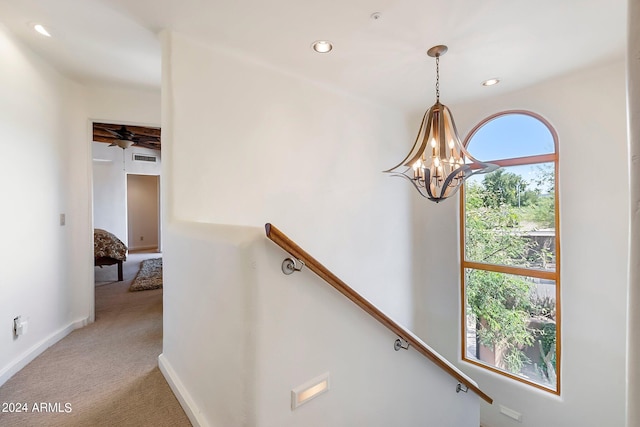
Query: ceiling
[[0, 0, 628, 112], [93, 122, 161, 150]]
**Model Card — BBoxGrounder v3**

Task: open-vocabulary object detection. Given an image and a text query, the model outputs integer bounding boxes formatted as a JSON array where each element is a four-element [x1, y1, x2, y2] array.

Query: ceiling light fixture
[[482, 78, 500, 86], [311, 40, 333, 53], [33, 24, 51, 37], [384, 45, 497, 203], [113, 140, 134, 149]]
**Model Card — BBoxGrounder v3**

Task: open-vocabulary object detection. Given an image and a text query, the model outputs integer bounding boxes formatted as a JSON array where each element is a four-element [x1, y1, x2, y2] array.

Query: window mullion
[[462, 261, 556, 281]]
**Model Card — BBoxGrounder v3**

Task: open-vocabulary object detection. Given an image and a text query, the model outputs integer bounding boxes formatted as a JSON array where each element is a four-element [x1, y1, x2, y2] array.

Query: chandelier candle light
[[384, 45, 497, 202]]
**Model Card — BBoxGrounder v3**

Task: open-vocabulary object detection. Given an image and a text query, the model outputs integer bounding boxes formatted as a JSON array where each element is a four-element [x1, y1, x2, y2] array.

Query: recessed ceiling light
[[33, 24, 51, 37], [482, 78, 500, 87], [311, 40, 333, 53]]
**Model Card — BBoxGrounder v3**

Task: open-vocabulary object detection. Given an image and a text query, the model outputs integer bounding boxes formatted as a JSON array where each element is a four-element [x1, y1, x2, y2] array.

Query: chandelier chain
[[435, 55, 440, 102]]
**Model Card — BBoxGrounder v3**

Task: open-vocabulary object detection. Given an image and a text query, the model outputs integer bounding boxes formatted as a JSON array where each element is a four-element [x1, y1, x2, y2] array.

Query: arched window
[[460, 111, 560, 393]]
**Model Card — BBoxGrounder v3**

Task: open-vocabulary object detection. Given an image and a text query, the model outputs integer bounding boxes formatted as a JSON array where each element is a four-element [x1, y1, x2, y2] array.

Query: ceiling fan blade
[[134, 141, 161, 150], [118, 125, 135, 140], [97, 125, 135, 141], [132, 135, 159, 143], [107, 140, 133, 149], [97, 126, 123, 138]]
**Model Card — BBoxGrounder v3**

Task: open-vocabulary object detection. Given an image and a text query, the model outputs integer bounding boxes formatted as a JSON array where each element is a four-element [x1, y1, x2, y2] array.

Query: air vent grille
[[133, 154, 157, 163]]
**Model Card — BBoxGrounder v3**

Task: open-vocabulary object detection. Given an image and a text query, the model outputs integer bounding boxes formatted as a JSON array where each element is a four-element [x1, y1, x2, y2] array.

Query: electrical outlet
[[59, 213, 66, 226], [13, 316, 21, 337], [140, 236, 144, 241], [13, 316, 28, 337]]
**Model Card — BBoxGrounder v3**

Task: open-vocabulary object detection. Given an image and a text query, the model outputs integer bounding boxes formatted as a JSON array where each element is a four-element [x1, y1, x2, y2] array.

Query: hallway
[[0, 253, 190, 426]]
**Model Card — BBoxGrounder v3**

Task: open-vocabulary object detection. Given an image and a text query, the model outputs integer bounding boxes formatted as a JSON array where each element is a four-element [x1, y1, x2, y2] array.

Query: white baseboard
[[158, 353, 208, 427], [129, 244, 159, 251], [0, 317, 88, 387]]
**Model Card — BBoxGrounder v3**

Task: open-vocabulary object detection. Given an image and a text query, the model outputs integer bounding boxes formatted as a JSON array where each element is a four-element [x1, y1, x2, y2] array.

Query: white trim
[[0, 317, 88, 387], [158, 353, 208, 427], [129, 244, 159, 251]]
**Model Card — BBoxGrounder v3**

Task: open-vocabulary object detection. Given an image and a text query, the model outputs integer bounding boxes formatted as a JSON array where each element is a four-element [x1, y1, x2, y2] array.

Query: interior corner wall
[[0, 23, 92, 385], [414, 60, 628, 427], [626, 0, 640, 424], [163, 31, 415, 325]]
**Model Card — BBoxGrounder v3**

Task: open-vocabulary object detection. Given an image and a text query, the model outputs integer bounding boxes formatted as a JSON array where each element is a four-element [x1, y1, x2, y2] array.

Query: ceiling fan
[[93, 123, 161, 151], [103, 125, 136, 149]]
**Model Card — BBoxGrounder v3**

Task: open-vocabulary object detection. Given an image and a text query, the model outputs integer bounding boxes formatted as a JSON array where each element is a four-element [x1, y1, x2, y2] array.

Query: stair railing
[[265, 223, 493, 404]]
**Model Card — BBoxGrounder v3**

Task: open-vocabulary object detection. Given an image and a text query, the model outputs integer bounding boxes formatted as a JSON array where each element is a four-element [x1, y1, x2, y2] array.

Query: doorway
[[126, 174, 160, 252]]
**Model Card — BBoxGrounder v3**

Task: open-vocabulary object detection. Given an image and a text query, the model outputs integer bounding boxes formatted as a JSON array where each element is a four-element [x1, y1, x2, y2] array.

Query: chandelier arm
[[465, 162, 499, 178], [445, 107, 491, 167], [423, 169, 437, 199], [389, 173, 429, 198], [409, 178, 429, 199], [438, 103, 448, 157], [442, 105, 462, 146], [440, 180, 464, 199], [442, 105, 498, 172], [405, 106, 437, 167], [396, 103, 439, 171], [383, 110, 431, 173], [458, 143, 495, 167], [440, 165, 471, 190]]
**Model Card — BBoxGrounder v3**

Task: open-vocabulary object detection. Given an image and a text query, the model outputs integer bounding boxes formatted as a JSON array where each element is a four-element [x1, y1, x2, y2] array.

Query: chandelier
[[384, 45, 497, 202]]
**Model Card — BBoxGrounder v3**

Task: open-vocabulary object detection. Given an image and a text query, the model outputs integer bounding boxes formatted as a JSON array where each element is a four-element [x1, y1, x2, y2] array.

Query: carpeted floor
[[0, 252, 191, 427]]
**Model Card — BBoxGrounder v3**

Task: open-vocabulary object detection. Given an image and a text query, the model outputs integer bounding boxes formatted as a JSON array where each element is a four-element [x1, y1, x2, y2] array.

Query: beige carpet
[[0, 252, 191, 427]]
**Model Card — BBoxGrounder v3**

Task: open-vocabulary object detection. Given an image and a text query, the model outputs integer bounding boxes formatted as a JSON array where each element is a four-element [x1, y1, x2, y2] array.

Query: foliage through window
[[461, 111, 560, 393]]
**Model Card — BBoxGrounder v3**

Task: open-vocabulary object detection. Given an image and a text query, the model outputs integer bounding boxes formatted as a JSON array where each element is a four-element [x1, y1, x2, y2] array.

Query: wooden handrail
[[265, 223, 493, 405]]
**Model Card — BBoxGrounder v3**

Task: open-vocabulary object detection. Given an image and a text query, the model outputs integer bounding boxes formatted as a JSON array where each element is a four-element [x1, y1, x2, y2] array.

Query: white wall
[[161, 27, 631, 427], [414, 60, 629, 427], [164, 31, 414, 326], [161, 222, 481, 427], [0, 23, 93, 385], [626, 1, 639, 425], [86, 85, 161, 126]]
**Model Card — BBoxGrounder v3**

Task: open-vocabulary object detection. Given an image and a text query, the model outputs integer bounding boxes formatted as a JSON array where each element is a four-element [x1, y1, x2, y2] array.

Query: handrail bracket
[[456, 383, 469, 394], [394, 337, 410, 351], [281, 257, 305, 275]]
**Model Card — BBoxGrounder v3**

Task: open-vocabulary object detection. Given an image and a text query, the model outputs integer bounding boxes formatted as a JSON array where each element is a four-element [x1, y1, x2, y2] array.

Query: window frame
[[459, 110, 561, 394]]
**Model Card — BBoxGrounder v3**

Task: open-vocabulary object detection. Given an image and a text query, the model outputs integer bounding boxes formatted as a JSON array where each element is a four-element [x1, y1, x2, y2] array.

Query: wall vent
[[133, 154, 157, 163]]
